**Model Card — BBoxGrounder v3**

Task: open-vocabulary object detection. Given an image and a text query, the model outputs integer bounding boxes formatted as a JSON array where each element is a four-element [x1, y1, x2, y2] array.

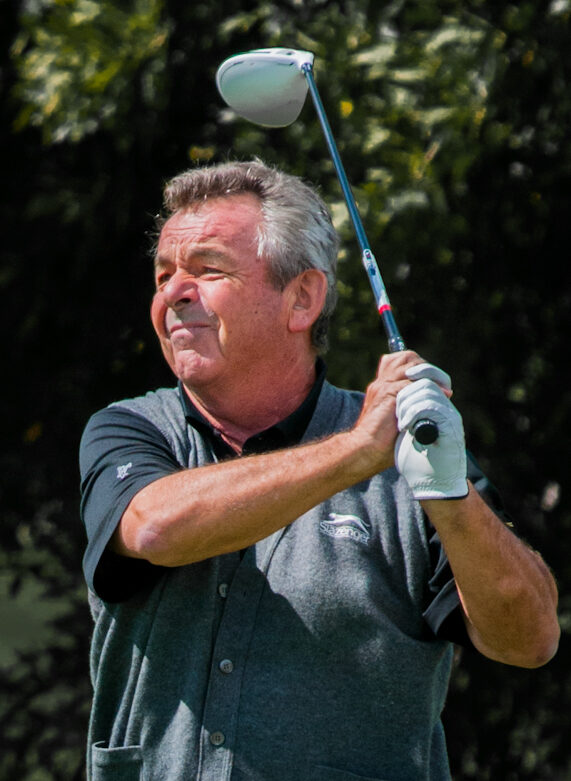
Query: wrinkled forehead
[[155, 193, 265, 267]]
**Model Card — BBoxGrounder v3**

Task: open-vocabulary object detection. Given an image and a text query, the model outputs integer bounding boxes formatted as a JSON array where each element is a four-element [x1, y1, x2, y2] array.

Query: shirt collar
[[178, 358, 327, 457]]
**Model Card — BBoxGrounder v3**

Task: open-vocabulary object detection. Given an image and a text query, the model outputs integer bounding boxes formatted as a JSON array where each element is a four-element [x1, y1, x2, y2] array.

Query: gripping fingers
[[405, 362, 452, 390], [396, 379, 455, 433]]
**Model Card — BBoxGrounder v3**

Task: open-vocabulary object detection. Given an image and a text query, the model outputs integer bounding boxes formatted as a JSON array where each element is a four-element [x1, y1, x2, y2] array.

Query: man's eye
[[156, 272, 171, 287]]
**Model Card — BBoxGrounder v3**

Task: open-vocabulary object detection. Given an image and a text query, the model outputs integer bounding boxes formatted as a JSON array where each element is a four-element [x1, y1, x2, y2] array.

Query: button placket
[[197, 566, 264, 780]]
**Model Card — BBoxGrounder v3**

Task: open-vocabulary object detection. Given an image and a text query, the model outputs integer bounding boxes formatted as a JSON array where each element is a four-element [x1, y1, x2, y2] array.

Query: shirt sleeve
[[422, 451, 515, 645], [80, 406, 184, 602]]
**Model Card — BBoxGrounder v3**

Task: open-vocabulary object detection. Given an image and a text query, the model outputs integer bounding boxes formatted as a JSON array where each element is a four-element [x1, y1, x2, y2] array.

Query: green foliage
[[2, 0, 570, 778], [12, 0, 169, 143]]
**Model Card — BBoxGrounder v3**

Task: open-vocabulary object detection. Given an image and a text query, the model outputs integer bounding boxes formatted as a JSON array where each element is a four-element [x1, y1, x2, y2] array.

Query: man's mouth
[[167, 322, 212, 343], [168, 321, 209, 334]]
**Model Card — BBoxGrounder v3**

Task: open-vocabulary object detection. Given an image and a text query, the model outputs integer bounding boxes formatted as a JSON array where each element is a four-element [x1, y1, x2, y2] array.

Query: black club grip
[[411, 418, 439, 445]]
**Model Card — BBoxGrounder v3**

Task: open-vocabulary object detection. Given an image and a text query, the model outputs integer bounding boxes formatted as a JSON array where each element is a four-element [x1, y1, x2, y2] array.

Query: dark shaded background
[[1, 0, 570, 778]]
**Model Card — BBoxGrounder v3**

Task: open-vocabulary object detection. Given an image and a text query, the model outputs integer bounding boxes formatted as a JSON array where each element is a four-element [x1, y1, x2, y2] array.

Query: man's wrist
[[420, 481, 474, 517], [411, 477, 469, 502], [338, 428, 394, 484]]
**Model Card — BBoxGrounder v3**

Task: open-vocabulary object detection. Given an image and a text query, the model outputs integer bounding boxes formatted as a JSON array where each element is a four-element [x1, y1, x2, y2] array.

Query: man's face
[[151, 193, 291, 393]]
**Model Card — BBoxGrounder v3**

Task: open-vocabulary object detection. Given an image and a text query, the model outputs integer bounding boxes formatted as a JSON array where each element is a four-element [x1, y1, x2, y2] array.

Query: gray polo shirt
[[80, 379, 506, 781]]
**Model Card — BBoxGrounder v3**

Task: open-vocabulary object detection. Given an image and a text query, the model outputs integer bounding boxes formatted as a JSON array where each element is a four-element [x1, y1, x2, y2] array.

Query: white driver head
[[216, 47, 314, 128]]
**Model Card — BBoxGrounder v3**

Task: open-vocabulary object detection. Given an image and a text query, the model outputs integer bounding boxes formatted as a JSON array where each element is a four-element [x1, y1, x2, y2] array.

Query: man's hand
[[394, 363, 468, 500], [350, 351, 429, 476]]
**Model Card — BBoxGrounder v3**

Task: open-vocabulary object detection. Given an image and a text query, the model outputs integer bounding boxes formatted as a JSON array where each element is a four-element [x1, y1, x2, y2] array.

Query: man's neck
[[181, 354, 318, 453]]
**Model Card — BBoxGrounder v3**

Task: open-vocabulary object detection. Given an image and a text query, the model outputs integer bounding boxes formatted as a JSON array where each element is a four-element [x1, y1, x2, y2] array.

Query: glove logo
[[319, 513, 371, 546]]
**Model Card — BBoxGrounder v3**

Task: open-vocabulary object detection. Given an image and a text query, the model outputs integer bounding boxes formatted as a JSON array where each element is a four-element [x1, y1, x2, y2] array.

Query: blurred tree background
[[1, 0, 570, 777]]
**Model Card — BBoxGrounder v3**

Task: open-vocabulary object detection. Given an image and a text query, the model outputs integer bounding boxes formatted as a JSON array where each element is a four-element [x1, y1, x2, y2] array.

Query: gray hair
[[161, 159, 339, 352]]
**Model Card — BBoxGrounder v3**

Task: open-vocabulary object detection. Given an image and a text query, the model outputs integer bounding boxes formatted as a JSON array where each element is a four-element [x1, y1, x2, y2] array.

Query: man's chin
[[160, 343, 209, 381], [173, 354, 219, 388]]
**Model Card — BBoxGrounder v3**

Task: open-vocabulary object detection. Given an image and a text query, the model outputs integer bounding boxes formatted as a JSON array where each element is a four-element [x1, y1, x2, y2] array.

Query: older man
[[80, 160, 559, 781]]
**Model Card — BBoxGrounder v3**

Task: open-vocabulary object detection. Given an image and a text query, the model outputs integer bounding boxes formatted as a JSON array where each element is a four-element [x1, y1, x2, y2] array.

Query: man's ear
[[286, 269, 328, 334]]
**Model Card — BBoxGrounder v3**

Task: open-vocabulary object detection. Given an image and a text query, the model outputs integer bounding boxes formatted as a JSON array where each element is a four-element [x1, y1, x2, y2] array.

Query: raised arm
[[394, 367, 560, 668], [112, 429, 380, 566], [424, 489, 559, 668]]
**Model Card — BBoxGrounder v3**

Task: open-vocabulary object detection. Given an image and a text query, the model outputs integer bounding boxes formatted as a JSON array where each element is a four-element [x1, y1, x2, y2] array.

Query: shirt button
[[219, 658, 234, 674], [218, 583, 229, 598], [210, 731, 225, 746]]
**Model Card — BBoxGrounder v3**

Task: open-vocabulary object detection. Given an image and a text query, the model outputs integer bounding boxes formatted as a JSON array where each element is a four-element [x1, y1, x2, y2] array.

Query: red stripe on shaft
[[378, 304, 392, 314]]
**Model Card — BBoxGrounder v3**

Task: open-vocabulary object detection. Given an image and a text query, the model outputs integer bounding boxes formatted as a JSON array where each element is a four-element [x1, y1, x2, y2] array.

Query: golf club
[[216, 47, 438, 445]]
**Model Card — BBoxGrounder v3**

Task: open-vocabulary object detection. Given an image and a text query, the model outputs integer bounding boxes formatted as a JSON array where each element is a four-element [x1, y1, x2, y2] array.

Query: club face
[[216, 48, 314, 128]]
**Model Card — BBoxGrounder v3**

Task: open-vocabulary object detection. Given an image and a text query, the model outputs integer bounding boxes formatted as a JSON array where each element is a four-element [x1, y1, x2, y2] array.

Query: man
[[80, 160, 559, 781]]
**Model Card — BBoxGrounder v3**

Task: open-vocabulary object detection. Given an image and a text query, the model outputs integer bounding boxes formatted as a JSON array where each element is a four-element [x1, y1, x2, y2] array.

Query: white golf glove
[[395, 363, 469, 500]]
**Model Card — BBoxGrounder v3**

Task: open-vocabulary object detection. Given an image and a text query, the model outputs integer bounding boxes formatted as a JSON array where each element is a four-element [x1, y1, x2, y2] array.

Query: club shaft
[[301, 62, 438, 445], [302, 63, 405, 353]]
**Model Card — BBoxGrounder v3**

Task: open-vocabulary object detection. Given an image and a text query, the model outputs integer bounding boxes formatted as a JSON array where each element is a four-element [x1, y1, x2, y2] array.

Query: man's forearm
[[423, 485, 560, 668], [113, 428, 388, 567]]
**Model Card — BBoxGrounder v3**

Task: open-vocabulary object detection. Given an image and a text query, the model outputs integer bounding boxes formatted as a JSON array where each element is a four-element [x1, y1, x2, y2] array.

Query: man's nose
[[162, 272, 199, 309]]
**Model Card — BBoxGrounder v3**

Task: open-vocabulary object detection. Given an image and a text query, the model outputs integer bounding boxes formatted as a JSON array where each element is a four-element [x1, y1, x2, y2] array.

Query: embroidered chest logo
[[319, 513, 371, 546], [116, 462, 133, 480]]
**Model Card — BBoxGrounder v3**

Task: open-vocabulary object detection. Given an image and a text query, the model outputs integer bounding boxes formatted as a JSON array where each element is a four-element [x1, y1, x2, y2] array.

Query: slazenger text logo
[[319, 513, 371, 546]]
